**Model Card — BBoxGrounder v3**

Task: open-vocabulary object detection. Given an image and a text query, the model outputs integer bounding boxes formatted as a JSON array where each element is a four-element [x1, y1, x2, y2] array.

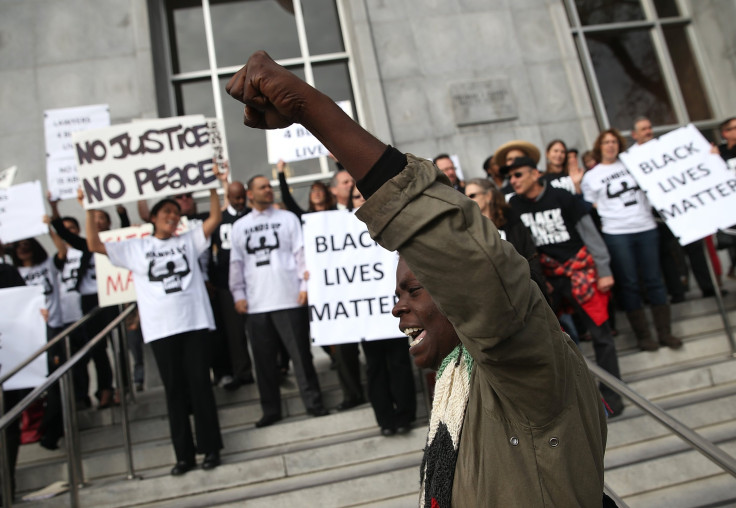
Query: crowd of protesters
[[1, 91, 734, 501]]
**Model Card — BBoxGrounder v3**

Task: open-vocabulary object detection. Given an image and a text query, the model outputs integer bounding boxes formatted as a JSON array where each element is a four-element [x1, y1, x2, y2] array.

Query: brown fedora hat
[[492, 140, 541, 167]]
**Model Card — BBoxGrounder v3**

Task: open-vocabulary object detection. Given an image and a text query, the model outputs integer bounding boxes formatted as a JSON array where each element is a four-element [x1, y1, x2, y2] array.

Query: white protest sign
[[44, 104, 111, 158], [0, 166, 17, 189], [303, 210, 400, 346], [46, 158, 81, 201], [0, 285, 49, 390], [44, 105, 111, 201], [73, 115, 218, 209], [206, 118, 227, 165], [95, 218, 190, 307], [266, 101, 352, 164], [0, 181, 47, 244], [620, 124, 736, 246]]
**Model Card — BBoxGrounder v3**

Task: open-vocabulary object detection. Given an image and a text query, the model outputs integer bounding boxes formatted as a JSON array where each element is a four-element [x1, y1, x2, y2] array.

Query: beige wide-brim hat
[[492, 140, 541, 167]]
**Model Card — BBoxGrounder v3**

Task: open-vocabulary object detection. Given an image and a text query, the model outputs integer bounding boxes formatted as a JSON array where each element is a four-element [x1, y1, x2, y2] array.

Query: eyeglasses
[[509, 171, 526, 180], [175, 193, 193, 199]]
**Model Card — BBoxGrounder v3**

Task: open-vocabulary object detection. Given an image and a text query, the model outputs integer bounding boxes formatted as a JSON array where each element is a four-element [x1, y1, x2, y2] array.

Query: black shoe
[[202, 452, 221, 470], [223, 378, 242, 391], [40, 436, 59, 451], [308, 406, 330, 417], [170, 460, 195, 476], [381, 427, 396, 437], [255, 414, 282, 428], [396, 425, 412, 435], [336, 397, 366, 411], [241, 374, 255, 385], [606, 397, 625, 419], [670, 294, 686, 304]]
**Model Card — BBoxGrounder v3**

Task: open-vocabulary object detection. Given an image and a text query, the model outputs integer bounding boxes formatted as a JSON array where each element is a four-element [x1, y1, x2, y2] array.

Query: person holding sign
[[226, 50, 611, 508], [85, 189, 223, 476], [582, 129, 682, 352]]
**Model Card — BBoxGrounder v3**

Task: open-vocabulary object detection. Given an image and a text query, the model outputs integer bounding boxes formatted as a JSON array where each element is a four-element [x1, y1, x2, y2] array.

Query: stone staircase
[[12, 276, 736, 507], [580, 282, 736, 507]]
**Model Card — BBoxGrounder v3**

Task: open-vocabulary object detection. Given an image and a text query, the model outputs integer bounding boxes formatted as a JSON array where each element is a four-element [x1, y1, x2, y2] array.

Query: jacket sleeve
[[357, 153, 570, 422], [278, 172, 305, 218], [51, 218, 88, 252], [575, 215, 613, 278]]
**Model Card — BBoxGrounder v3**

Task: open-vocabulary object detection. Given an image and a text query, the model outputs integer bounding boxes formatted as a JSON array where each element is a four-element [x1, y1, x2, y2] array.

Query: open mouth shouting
[[403, 327, 426, 348]]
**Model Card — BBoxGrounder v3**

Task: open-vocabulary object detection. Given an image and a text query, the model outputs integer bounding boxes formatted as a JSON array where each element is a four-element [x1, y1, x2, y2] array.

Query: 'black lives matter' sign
[[73, 115, 220, 209], [302, 210, 399, 346], [620, 124, 736, 246]]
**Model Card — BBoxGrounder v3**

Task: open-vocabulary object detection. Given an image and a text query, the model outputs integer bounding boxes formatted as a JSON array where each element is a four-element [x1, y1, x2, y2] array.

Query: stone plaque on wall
[[450, 79, 517, 126]]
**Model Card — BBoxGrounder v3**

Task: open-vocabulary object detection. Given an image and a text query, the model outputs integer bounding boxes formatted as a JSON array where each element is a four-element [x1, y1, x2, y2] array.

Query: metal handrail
[[0, 303, 137, 507], [0, 308, 101, 387], [587, 360, 736, 478]]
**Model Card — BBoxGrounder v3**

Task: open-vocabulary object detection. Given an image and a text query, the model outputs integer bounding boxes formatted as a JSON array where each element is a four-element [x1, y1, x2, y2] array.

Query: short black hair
[[432, 153, 451, 165], [720, 117, 736, 131], [150, 198, 181, 220], [482, 155, 494, 172], [247, 174, 268, 190], [61, 216, 80, 229]]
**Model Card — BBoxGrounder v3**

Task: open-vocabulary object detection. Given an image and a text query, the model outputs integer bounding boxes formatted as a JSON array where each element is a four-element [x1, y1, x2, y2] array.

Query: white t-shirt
[[59, 248, 83, 323], [230, 207, 306, 314], [106, 227, 215, 343], [582, 159, 656, 235], [18, 258, 63, 328]]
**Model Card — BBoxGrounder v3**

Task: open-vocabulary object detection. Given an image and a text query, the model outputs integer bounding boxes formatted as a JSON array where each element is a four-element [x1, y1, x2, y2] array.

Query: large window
[[149, 0, 357, 192], [564, 0, 715, 136]]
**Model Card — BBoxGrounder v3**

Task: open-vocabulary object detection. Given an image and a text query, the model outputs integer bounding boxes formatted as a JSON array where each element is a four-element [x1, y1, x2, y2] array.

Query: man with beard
[[226, 51, 610, 507]]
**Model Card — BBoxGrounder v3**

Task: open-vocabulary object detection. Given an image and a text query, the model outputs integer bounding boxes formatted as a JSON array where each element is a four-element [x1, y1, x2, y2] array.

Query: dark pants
[[658, 222, 687, 299], [3, 388, 31, 498], [216, 287, 252, 382], [246, 307, 323, 417], [150, 330, 223, 463], [362, 338, 416, 430], [333, 343, 363, 402], [684, 239, 716, 295], [548, 275, 622, 405], [39, 325, 64, 448], [79, 294, 115, 397]]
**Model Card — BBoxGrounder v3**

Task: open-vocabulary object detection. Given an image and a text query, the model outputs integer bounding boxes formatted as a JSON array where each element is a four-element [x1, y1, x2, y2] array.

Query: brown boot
[[626, 308, 658, 351], [651, 304, 683, 349]]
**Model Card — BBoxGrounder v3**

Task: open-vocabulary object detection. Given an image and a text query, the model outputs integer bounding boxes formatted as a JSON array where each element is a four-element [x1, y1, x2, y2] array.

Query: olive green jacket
[[357, 154, 607, 507]]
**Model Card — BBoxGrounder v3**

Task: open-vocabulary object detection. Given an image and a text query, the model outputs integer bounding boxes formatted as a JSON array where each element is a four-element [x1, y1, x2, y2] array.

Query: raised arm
[[202, 188, 222, 239], [226, 51, 386, 181], [85, 209, 107, 255], [277, 160, 306, 217]]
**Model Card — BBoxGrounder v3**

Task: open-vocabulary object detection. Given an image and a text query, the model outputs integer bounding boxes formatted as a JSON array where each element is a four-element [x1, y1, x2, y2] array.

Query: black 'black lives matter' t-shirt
[[509, 186, 589, 263]]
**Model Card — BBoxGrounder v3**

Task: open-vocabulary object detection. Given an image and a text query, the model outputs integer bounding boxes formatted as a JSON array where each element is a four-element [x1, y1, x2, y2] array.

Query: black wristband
[[356, 146, 407, 200]]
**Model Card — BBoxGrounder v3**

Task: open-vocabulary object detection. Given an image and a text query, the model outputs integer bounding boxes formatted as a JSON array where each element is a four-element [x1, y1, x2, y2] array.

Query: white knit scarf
[[419, 344, 474, 508]]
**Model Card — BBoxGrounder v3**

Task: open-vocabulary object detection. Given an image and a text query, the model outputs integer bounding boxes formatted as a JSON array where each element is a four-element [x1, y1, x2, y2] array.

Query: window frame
[[563, 0, 719, 137]]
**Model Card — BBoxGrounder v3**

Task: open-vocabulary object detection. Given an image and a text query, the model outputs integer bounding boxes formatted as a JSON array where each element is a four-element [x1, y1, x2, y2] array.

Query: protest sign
[[303, 210, 400, 346], [0, 166, 17, 189], [266, 101, 352, 164], [0, 181, 47, 244], [620, 124, 736, 246], [206, 118, 227, 165], [0, 285, 48, 390], [73, 115, 219, 209], [95, 218, 190, 307], [44, 105, 110, 200]]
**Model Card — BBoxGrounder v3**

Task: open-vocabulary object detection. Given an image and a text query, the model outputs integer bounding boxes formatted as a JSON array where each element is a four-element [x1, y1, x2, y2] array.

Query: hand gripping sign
[[73, 115, 219, 209]]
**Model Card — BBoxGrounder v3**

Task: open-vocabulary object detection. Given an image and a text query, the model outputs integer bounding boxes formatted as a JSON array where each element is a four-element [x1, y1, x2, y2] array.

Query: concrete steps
[[12, 278, 736, 507]]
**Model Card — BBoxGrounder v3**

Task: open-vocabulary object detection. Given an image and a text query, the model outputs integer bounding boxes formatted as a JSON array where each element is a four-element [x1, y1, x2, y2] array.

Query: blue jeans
[[603, 228, 667, 311]]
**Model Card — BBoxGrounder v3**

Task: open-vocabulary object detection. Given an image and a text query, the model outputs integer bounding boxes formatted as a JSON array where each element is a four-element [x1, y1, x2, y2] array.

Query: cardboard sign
[[266, 101, 352, 164], [73, 115, 218, 209], [620, 124, 736, 245], [0, 285, 49, 390], [302, 210, 400, 346], [0, 166, 17, 189], [95, 218, 190, 307], [44, 105, 111, 201], [0, 181, 48, 244]]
